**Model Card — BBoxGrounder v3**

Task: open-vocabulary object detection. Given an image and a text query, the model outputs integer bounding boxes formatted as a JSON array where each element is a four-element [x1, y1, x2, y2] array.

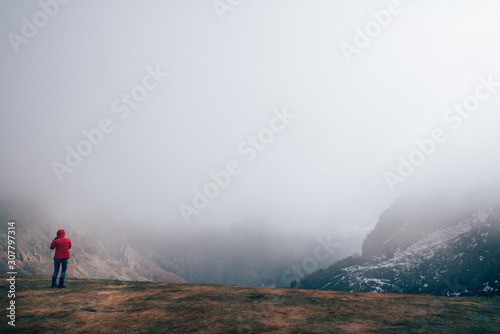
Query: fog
[[2, 0, 500, 248]]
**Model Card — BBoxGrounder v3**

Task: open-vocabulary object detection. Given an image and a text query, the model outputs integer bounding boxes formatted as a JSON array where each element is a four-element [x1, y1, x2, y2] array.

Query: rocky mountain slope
[[0, 201, 184, 283], [0, 200, 353, 287], [298, 188, 500, 296]]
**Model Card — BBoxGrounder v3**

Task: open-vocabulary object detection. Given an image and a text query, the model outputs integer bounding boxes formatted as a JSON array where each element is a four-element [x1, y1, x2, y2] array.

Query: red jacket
[[50, 229, 72, 260]]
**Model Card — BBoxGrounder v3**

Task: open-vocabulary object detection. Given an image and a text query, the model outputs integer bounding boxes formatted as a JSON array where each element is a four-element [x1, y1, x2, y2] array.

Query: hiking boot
[[58, 285, 66, 288], [51, 284, 57, 288]]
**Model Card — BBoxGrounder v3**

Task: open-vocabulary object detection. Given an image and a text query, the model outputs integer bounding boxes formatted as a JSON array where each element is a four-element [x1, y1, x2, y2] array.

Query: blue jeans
[[52, 259, 68, 287]]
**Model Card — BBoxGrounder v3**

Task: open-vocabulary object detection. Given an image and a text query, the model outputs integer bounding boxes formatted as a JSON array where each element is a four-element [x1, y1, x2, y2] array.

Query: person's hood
[[57, 229, 65, 238]]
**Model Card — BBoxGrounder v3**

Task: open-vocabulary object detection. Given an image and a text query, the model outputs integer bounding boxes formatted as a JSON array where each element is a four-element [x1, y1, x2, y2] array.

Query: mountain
[[0, 201, 184, 283], [0, 200, 354, 288], [297, 188, 500, 296]]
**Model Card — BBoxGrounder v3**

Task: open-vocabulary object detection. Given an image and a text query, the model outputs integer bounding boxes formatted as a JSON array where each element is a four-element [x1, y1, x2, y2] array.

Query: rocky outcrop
[[298, 189, 500, 296]]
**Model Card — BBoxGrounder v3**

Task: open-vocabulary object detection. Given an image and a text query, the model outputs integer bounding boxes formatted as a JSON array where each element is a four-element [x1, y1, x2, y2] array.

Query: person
[[50, 229, 72, 288]]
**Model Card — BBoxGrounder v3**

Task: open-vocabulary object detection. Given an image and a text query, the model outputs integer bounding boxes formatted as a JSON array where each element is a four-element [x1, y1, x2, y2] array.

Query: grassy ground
[[1, 275, 499, 333]]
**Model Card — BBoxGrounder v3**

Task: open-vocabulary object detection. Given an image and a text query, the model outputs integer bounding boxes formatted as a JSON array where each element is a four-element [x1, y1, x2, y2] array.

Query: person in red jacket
[[50, 229, 72, 288]]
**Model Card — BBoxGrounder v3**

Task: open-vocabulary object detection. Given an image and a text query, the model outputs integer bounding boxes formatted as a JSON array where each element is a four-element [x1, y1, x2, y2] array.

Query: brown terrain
[[1, 275, 499, 333]]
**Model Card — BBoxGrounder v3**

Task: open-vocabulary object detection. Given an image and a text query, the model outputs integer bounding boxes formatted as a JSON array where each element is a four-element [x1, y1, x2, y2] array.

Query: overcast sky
[[1, 0, 500, 237]]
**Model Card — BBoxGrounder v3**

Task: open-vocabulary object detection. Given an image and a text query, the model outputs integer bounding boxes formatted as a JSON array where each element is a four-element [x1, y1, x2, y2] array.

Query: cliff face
[[0, 202, 184, 283], [299, 189, 500, 296]]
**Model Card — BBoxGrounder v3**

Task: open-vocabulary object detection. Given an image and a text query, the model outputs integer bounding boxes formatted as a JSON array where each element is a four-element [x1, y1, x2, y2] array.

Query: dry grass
[[1, 275, 499, 333]]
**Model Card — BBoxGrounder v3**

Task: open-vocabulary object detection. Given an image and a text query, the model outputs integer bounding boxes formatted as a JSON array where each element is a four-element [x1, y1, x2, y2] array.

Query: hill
[[1, 275, 499, 333], [297, 188, 500, 296]]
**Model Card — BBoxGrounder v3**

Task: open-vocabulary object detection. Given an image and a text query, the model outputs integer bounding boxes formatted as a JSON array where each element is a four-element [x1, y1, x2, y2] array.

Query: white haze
[[1, 0, 500, 247]]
